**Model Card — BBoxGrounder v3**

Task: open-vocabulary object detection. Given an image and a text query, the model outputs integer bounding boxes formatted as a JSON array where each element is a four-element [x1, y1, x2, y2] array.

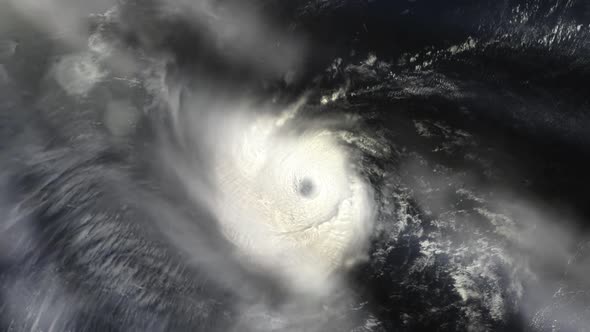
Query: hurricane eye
[[297, 177, 315, 198]]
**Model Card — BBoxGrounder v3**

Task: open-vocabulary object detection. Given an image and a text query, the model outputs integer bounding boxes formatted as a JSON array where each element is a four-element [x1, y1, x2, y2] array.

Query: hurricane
[[2, 0, 590, 331]]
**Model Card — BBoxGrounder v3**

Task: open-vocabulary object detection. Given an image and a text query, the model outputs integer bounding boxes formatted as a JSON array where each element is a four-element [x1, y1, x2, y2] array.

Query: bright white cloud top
[[208, 105, 375, 293]]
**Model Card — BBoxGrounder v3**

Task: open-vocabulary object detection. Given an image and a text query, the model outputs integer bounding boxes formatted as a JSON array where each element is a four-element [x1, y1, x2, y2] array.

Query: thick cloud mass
[[210, 107, 373, 292], [2, 0, 590, 331]]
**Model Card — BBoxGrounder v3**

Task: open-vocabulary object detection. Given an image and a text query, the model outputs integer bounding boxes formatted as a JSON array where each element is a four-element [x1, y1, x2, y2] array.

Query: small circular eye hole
[[297, 178, 315, 198]]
